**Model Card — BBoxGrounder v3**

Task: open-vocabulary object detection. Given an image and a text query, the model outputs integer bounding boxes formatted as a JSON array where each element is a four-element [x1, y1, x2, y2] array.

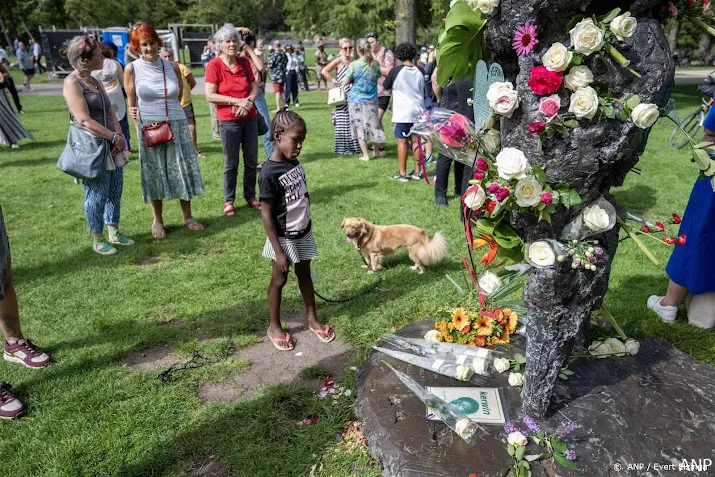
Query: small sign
[[426, 387, 508, 425]]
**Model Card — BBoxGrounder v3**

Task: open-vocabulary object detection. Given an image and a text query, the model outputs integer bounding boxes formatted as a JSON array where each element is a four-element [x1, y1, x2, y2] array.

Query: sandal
[[246, 199, 261, 210], [223, 202, 235, 216], [184, 218, 205, 231], [268, 331, 294, 351], [152, 223, 167, 239], [309, 325, 335, 343], [108, 231, 135, 246], [92, 240, 117, 256]]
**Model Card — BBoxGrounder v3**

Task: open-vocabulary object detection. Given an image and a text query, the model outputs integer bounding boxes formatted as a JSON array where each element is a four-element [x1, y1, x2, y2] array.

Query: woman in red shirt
[[205, 24, 261, 215]]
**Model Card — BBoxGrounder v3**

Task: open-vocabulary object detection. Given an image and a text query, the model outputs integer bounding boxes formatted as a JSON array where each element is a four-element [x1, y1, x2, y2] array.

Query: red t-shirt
[[205, 57, 257, 122]]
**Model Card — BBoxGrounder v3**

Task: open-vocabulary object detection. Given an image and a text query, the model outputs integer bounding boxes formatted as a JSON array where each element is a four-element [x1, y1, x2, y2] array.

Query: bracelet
[[111, 132, 117, 144]]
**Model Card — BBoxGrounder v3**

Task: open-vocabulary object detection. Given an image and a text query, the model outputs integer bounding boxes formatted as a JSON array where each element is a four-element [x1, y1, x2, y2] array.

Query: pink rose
[[539, 95, 561, 121], [540, 192, 553, 205], [487, 183, 500, 194], [476, 157, 489, 172], [474, 171, 485, 180], [529, 121, 546, 134], [496, 188, 510, 202]]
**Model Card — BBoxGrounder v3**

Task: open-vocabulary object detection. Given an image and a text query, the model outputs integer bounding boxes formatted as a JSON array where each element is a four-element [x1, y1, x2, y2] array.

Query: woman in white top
[[92, 41, 131, 153], [124, 23, 205, 239], [284, 45, 299, 107]]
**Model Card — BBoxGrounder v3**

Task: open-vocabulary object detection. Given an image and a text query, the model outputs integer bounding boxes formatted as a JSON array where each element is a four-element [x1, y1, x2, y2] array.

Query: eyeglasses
[[342, 46, 353, 51]]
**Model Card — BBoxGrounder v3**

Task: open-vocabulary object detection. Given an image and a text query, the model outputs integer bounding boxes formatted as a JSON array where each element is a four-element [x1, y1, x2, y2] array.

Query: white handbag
[[327, 86, 346, 106]]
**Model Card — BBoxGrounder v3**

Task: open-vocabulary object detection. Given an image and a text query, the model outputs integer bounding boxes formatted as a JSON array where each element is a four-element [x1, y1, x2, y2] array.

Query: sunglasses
[[81, 36, 93, 54], [342, 46, 353, 51]]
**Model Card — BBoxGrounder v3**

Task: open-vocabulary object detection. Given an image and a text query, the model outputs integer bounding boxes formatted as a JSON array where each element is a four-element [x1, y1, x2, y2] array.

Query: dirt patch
[[136, 254, 160, 266], [123, 346, 183, 371], [154, 317, 184, 327], [197, 315, 353, 403], [186, 454, 233, 476]]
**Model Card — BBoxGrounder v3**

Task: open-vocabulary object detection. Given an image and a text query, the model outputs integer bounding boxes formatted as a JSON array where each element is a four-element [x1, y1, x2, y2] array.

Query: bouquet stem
[[617, 217, 659, 266], [604, 44, 641, 78], [691, 17, 715, 37]]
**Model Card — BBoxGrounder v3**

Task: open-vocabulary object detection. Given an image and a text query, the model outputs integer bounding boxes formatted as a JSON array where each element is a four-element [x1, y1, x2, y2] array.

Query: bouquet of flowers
[[661, 1, 715, 37], [411, 108, 481, 167], [373, 346, 486, 382], [432, 306, 519, 347]]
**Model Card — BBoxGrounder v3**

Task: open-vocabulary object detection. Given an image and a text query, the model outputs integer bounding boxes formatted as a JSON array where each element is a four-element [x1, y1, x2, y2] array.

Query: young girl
[[259, 107, 335, 351]]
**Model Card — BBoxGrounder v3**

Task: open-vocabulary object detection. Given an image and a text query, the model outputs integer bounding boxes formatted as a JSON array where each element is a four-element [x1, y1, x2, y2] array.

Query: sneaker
[[0, 382, 25, 419], [4, 339, 51, 368], [425, 154, 436, 165], [108, 231, 135, 246], [435, 196, 448, 207], [256, 162, 264, 171], [92, 240, 117, 256], [295, 103, 300, 108], [390, 173, 409, 183], [213, 135, 222, 141], [19, 109, 25, 115], [408, 171, 423, 181], [358, 155, 370, 162], [197, 151, 207, 159], [647, 296, 677, 323], [247, 198, 261, 210], [10, 144, 19, 149]]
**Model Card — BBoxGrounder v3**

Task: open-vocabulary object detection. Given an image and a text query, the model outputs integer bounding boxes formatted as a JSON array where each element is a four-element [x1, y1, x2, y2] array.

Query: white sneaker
[[10, 144, 19, 149], [647, 295, 677, 323]]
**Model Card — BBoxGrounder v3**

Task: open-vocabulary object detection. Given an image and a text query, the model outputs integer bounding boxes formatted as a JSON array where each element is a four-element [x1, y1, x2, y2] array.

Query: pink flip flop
[[309, 325, 336, 343], [268, 331, 294, 351]]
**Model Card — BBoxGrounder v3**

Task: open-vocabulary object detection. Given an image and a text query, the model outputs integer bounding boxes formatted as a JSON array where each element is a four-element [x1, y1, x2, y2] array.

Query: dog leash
[[312, 251, 383, 303], [416, 137, 434, 186]]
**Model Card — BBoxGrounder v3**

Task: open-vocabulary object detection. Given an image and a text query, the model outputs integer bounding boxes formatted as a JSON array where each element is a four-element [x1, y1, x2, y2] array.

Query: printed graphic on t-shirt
[[278, 165, 310, 233]]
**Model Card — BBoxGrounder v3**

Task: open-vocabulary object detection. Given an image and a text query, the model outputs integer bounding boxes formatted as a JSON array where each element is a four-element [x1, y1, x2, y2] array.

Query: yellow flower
[[476, 316, 493, 336], [444, 334, 454, 343], [447, 322, 455, 330], [451, 307, 470, 329], [490, 325, 511, 345], [507, 311, 519, 333], [435, 333, 443, 342]]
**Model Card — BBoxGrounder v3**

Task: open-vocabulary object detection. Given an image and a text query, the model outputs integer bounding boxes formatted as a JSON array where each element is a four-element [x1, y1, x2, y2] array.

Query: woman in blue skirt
[[647, 109, 715, 328]]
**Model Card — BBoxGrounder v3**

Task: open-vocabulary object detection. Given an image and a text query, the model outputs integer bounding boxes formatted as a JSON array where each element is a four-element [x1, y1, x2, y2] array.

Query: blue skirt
[[665, 175, 715, 294]]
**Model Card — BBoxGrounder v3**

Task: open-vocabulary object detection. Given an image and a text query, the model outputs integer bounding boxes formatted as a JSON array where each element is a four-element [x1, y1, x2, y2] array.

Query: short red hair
[[129, 22, 163, 51]]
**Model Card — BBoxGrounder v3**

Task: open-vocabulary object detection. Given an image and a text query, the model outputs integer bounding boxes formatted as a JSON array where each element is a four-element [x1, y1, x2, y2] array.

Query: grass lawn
[[0, 85, 713, 476]]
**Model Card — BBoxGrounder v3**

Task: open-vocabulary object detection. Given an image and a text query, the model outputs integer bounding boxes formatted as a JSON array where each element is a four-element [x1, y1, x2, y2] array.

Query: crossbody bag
[[137, 59, 175, 147]]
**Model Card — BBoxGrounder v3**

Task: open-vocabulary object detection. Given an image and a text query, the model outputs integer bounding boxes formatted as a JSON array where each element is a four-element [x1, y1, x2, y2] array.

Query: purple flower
[[523, 415, 540, 433], [504, 422, 519, 434], [566, 449, 577, 461], [572, 259, 581, 267], [555, 421, 577, 438], [588, 256, 596, 264], [595, 247, 604, 255], [568, 249, 575, 255]]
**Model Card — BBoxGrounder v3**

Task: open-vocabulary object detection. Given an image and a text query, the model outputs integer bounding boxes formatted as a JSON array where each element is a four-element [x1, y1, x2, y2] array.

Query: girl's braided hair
[[270, 106, 307, 141]]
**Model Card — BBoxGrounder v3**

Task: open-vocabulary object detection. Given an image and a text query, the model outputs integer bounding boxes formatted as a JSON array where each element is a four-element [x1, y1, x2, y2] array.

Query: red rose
[[462, 325, 471, 334], [486, 200, 498, 213], [686, 0, 695, 6], [529, 121, 546, 134], [677, 234, 687, 245], [528, 66, 563, 96], [662, 237, 675, 245], [540, 192, 553, 205], [641, 225, 650, 233], [655, 221, 665, 231], [672, 213, 682, 224]]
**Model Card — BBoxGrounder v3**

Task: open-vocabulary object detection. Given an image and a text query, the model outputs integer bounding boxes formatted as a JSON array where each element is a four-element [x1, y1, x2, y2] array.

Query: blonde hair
[[355, 38, 373, 66], [338, 38, 350, 49], [67, 35, 98, 75]]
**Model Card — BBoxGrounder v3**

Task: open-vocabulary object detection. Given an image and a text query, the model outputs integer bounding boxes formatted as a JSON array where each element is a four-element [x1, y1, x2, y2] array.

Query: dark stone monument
[[356, 319, 715, 477], [483, 1, 675, 417]]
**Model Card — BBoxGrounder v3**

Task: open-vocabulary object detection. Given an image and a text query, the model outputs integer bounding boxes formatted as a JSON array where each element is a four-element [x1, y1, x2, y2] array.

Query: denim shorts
[[394, 122, 414, 140]]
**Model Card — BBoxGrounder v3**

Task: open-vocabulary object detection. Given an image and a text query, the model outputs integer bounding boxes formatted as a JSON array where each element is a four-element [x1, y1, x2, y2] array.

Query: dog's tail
[[418, 232, 448, 266]]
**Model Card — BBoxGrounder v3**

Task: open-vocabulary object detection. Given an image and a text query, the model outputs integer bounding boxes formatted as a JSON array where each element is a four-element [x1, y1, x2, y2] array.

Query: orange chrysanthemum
[[493, 308, 506, 324], [507, 311, 519, 334], [476, 316, 493, 336], [474, 335, 487, 347], [452, 307, 471, 332], [490, 325, 511, 345], [444, 334, 454, 343]]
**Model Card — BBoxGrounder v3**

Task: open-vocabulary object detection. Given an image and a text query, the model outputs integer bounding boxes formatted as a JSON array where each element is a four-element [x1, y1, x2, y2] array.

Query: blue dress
[[665, 175, 715, 294]]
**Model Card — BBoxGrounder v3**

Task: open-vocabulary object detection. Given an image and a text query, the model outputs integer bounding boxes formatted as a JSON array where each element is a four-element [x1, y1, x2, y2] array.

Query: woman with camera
[[125, 23, 205, 239], [205, 24, 261, 216]]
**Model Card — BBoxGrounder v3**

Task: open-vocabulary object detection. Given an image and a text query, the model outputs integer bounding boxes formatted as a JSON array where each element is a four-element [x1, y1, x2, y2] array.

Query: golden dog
[[341, 217, 448, 274]]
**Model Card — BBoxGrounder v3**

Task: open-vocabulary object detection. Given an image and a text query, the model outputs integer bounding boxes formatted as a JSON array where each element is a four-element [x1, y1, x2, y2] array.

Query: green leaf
[[561, 368, 575, 375], [514, 353, 527, 363], [515, 445, 525, 460], [508, 444, 516, 456], [538, 210, 552, 224], [544, 204, 557, 214], [436, 2, 489, 86], [706, 159, 715, 176], [626, 94, 641, 108], [519, 459, 530, 469], [532, 165, 547, 183], [550, 436, 568, 453], [558, 373, 569, 380], [619, 109, 628, 121], [525, 453, 549, 462], [492, 222, 523, 249], [693, 148, 711, 170], [570, 53, 583, 66], [563, 119, 580, 129], [601, 7, 621, 24], [602, 104, 616, 119], [554, 187, 582, 208], [554, 452, 582, 471], [566, 15, 586, 32]]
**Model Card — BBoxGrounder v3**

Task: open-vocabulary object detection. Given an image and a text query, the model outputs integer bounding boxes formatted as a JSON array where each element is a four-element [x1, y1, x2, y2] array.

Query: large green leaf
[[436, 1, 490, 86]]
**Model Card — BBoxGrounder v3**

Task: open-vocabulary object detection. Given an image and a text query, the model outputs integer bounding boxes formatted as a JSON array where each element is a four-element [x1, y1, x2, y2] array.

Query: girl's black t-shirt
[[258, 158, 311, 238]]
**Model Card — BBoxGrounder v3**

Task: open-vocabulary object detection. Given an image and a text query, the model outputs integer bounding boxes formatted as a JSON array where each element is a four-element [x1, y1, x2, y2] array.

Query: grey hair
[[213, 24, 240, 45], [67, 35, 98, 75], [160, 46, 174, 58]]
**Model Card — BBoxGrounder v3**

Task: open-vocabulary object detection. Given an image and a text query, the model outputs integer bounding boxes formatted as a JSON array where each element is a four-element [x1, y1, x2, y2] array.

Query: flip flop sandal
[[268, 331, 294, 351], [184, 219, 205, 231], [309, 325, 335, 343], [152, 223, 167, 239], [223, 202, 235, 216]]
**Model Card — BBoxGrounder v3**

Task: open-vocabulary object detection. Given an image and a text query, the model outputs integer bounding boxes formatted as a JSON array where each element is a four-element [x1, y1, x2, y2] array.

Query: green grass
[[0, 86, 713, 476]]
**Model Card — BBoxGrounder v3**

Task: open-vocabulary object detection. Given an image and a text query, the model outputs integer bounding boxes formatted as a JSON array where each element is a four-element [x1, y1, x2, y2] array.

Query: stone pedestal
[[356, 319, 715, 477]]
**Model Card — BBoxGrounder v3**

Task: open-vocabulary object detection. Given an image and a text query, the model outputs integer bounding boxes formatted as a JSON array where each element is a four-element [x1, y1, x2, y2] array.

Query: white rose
[[610, 12, 637, 41], [486, 81, 519, 117], [569, 18, 605, 56], [563, 65, 594, 91], [588, 340, 611, 358], [507, 431, 528, 446], [472, 357, 489, 374], [508, 372, 524, 387], [568, 86, 599, 120], [478, 271, 502, 295], [631, 103, 659, 129], [495, 147, 530, 180], [528, 241, 556, 267], [483, 128, 501, 153], [603, 337, 626, 357], [455, 418, 478, 439], [583, 204, 612, 232], [424, 330, 441, 342], [471, 0, 499, 15], [542, 42, 573, 72], [455, 364, 474, 381], [514, 176, 543, 207], [463, 185, 486, 210], [493, 357, 511, 373], [624, 338, 640, 356]]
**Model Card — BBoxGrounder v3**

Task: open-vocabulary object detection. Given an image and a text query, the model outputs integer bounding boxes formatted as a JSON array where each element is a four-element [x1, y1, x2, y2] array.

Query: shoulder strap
[[238, 56, 250, 82], [161, 59, 168, 122]]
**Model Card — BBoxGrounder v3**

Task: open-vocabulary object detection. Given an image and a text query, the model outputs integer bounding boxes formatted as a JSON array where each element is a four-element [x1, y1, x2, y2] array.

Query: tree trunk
[[667, 20, 679, 54], [698, 31, 711, 63], [395, 0, 416, 46]]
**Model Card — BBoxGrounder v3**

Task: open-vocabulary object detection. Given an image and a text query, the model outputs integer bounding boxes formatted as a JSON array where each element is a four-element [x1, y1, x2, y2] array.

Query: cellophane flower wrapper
[[373, 346, 487, 382], [410, 108, 479, 168], [381, 360, 489, 443], [523, 239, 565, 269], [559, 196, 617, 241], [381, 335, 495, 376], [383, 335, 504, 358]]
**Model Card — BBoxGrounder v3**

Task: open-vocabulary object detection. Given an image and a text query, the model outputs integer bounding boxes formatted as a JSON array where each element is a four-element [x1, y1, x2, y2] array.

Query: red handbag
[[139, 59, 174, 147]]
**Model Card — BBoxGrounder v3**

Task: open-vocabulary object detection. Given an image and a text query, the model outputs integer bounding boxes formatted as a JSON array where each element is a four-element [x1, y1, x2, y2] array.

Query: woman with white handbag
[[320, 38, 360, 156]]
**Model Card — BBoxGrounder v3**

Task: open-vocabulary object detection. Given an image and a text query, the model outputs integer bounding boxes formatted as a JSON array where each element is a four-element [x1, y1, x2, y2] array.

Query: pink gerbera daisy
[[513, 22, 539, 56]]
